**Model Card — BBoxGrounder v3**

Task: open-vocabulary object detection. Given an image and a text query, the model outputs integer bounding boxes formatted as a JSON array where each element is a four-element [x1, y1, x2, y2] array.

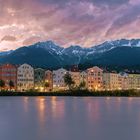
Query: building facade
[[2, 62, 140, 92], [127, 74, 140, 89], [0, 64, 17, 90], [103, 73, 119, 90], [17, 64, 34, 91], [45, 70, 53, 91], [87, 66, 103, 90], [53, 68, 67, 90], [70, 71, 81, 87], [34, 68, 45, 91], [118, 72, 129, 90], [80, 71, 88, 89]]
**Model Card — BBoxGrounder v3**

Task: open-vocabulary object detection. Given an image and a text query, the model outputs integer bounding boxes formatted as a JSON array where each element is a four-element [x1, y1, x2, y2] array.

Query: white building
[[53, 68, 68, 90], [17, 64, 34, 91]]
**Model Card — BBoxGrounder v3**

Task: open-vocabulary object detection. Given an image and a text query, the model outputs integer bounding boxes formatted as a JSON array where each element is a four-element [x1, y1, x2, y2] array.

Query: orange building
[[87, 66, 103, 91], [0, 64, 17, 90]]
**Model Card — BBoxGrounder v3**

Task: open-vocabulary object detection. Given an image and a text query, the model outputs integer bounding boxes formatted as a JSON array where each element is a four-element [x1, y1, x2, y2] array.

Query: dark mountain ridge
[[0, 39, 140, 71]]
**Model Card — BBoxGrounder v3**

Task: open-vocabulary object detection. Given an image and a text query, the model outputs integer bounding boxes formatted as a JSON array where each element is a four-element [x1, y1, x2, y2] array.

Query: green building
[[34, 68, 45, 91]]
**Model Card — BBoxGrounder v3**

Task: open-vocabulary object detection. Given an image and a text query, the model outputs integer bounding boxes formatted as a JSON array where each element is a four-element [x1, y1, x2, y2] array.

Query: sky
[[0, 0, 140, 51]]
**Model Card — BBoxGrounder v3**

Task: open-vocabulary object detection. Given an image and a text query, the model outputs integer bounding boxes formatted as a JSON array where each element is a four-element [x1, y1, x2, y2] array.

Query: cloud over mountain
[[0, 0, 140, 51]]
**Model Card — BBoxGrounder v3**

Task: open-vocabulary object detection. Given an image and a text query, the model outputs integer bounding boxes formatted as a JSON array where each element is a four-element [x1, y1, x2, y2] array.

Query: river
[[0, 97, 140, 140]]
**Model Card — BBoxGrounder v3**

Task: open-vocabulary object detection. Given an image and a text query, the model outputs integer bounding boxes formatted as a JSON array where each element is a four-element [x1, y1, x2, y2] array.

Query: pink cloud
[[0, 0, 139, 51]]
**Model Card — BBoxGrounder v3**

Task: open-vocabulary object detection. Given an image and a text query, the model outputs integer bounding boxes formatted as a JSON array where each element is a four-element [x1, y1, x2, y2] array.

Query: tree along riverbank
[[0, 90, 140, 97]]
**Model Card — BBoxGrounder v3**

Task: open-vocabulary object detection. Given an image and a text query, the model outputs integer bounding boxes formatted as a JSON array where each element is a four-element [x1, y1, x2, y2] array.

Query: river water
[[0, 97, 140, 140]]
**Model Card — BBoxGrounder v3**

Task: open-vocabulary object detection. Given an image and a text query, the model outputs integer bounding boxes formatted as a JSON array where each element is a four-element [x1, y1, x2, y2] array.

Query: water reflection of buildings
[[24, 97, 46, 122], [73, 97, 79, 113], [128, 97, 133, 111], [51, 97, 65, 120], [23, 97, 66, 124], [36, 97, 46, 124], [116, 97, 121, 112], [34, 97, 47, 139], [86, 98, 100, 123], [105, 97, 122, 113], [86, 97, 123, 123], [23, 97, 29, 113]]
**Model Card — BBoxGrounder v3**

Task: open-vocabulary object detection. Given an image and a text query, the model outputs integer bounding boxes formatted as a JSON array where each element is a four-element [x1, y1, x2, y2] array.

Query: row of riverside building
[[0, 63, 140, 92]]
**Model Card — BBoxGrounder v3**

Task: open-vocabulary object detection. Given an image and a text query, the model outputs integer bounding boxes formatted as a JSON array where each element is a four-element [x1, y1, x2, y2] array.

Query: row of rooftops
[[0, 63, 140, 74]]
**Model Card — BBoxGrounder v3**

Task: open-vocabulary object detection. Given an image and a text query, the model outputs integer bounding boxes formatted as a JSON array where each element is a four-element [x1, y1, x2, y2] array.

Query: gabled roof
[[87, 66, 103, 71]]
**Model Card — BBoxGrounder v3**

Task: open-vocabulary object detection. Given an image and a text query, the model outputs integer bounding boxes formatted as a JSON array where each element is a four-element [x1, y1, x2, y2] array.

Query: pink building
[[87, 66, 103, 91]]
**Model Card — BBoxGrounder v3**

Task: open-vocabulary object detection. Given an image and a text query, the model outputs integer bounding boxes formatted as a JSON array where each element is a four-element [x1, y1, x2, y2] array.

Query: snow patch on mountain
[[1, 39, 140, 62], [32, 41, 63, 55], [136, 41, 140, 47]]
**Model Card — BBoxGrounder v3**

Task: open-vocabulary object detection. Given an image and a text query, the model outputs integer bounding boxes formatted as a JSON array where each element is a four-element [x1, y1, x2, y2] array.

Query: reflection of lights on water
[[87, 101, 100, 122], [117, 97, 121, 101], [40, 101, 45, 111], [35, 97, 47, 131], [24, 97, 29, 101], [51, 97, 57, 109], [38, 97, 45, 111], [128, 97, 133, 101], [128, 97, 133, 111], [106, 97, 110, 100], [40, 98, 45, 101], [51, 97, 57, 115], [51, 96, 56, 101], [51, 97, 65, 119], [37, 97, 46, 124], [23, 97, 29, 113]]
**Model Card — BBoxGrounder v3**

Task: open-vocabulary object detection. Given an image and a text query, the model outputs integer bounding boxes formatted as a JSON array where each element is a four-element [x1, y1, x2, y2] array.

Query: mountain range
[[0, 39, 140, 70]]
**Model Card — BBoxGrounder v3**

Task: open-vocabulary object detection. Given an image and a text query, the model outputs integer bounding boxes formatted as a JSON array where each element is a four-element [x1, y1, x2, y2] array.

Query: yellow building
[[127, 74, 140, 90], [103, 73, 119, 90]]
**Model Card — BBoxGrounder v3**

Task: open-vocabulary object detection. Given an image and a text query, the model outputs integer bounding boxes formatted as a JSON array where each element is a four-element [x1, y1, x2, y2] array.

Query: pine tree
[[9, 80, 15, 91], [0, 80, 5, 91], [64, 72, 75, 90]]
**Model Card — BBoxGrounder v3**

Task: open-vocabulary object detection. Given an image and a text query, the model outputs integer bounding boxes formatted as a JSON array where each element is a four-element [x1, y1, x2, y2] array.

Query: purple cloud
[[0, 0, 140, 51]]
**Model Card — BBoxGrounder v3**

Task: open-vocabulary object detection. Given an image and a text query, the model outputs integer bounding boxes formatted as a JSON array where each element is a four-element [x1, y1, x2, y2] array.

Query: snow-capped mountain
[[0, 39, 140, 69], [30, 41, 63, 55], [91, 39, 140, 54]]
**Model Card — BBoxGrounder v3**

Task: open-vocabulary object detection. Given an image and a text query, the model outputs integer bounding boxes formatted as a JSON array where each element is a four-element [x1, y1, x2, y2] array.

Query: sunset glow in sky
[[0, 0, 140, 51]]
